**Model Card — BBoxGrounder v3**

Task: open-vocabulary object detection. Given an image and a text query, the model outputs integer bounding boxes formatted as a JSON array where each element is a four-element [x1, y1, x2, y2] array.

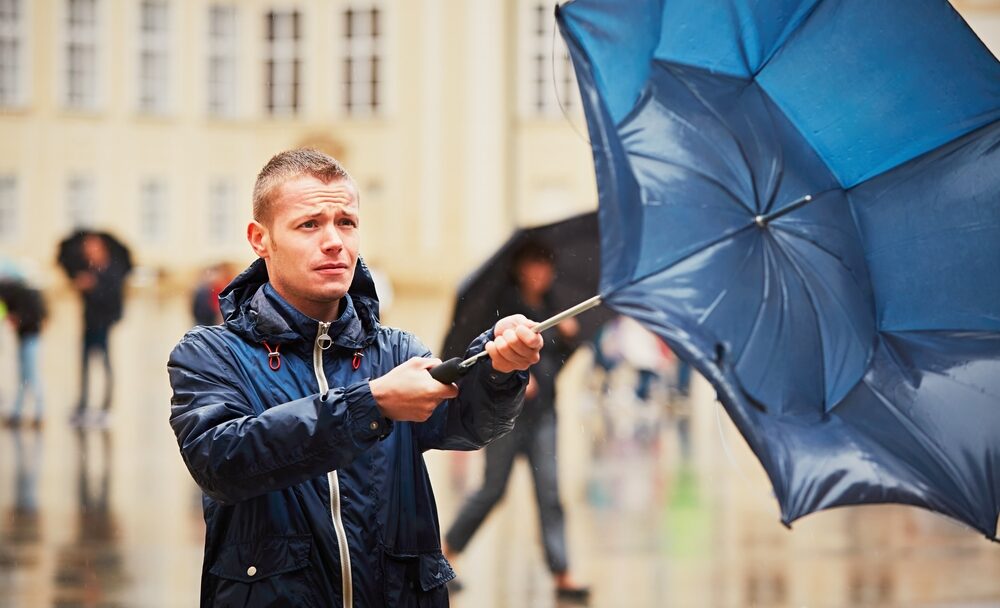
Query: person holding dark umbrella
[[67, 233, 131, 427], [0, 278, 47, 427], [444, 241, 590, 603]]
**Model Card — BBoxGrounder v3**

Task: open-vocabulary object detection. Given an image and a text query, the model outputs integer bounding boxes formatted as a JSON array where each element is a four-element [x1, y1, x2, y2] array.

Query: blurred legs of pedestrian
[[635, 368, 658, 402], [674, 360, 693, 461], [72, 327, 112, 428], [7, 334, 44, 428], [444, 410, 589, 603], [676, 360, 691, 397]]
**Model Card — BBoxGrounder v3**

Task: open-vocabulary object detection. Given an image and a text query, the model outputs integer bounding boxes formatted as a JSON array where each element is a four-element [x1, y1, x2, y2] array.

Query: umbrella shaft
[[459, 295, 604, 369]]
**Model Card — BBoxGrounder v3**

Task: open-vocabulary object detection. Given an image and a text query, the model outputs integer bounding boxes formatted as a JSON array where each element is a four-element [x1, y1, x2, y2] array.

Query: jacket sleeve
[[407, 330, 528, 452], [167, 329, 389, 505]]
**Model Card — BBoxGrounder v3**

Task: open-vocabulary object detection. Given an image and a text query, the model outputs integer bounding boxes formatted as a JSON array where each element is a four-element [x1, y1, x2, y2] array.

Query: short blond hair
[[252, 149, 356, 224]]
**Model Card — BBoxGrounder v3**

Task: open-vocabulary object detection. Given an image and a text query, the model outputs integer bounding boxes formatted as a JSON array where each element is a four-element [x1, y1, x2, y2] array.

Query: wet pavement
[[0, 291, 998, 607]]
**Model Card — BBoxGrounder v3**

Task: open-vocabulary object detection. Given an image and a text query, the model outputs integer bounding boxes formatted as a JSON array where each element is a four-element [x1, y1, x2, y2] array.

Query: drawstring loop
[[263, 341, 281, 371]]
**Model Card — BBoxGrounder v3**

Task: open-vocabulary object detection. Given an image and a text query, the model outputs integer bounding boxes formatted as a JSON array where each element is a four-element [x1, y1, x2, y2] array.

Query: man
[[443, 242, 589, 602], [167, 149, 544, 607], [71, 234, 129, 427]]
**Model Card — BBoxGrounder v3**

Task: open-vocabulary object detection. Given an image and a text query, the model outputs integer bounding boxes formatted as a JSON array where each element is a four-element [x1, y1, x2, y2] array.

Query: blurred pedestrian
[[191, 262, 235, 326], [0, 279, 47, 428], [444, 241, 590, 603], [167, 148, 543, 607], [70, 234, 130, 427]]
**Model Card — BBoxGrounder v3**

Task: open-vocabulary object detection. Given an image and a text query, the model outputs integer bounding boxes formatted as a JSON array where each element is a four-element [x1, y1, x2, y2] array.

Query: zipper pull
[[263, 341, 281, 371], [352, 351, 363, 370]]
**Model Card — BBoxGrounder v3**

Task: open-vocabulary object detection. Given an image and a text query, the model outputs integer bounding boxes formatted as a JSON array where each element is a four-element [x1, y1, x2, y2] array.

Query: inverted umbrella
[[546, 0, 1000, 539], [440, 212, 614, 361]]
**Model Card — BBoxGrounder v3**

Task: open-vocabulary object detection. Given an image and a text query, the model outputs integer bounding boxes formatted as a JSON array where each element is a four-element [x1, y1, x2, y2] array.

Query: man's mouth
[[314, 263, 350, 273]]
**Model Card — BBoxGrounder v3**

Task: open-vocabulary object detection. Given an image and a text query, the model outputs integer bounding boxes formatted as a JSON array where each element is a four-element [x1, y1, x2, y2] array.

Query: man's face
[[82, 236, 109, 268], [248, 175, 360, 320], [517, 258, 555, 298]]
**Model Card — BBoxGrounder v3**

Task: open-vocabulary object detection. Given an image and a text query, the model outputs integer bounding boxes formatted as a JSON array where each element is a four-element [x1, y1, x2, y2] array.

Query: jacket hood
[[218, 257, 382, 349]]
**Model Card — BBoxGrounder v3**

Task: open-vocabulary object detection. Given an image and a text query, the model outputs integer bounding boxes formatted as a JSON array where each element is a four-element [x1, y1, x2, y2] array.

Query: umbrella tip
[[754, 215, 766, 228]]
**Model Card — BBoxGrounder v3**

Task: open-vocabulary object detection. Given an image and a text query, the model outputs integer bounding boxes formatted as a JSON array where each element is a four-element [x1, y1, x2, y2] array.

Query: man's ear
[[247, 221, 270, 258]]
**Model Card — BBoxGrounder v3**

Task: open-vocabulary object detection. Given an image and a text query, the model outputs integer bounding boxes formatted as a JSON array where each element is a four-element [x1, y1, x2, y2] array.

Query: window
[[138, 0, 169, 114], [520, 1, 577, 118], [264, 9, 300, 116], [207, 178, 235, 243], [66, 175, 96, 229], [0, 175, 17, 241], [207, 4, 238, 117], [64, 0, 99, 110], [341, 4, 384, 116], [139, 179, 168, 241], [0, 0, 25, 107]]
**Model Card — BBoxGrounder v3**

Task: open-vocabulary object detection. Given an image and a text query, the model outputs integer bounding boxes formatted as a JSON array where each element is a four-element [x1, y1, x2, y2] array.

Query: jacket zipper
[[313, 321, 353, 608]]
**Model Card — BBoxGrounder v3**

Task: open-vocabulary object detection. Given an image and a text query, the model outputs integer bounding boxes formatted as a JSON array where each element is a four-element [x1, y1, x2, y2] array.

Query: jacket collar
[[220, 257, 381, 350]]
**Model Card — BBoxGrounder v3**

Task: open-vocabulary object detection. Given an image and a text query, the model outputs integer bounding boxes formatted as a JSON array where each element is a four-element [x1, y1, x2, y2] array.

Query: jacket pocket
[[383, 550, 455, 606], [209, 535, 316, 608]]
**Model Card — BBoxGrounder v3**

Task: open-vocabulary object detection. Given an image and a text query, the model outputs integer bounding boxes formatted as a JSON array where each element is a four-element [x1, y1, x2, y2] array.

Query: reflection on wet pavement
[[0, 293, 997, 607]]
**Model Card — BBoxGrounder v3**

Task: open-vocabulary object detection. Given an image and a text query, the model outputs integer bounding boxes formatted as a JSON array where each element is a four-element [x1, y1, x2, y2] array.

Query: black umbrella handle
[[429, 357, 468, 384], [428, 295, 604, 385]]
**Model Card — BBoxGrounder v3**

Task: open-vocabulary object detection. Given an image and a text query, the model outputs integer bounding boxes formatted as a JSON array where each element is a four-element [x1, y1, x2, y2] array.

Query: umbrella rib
[[775, 224, 870, 296], [730, 236, 775, 375], [622, 98, 756, 213], [862, 373, 981, 523], [626, 148, 752, 215], [758, 90, 788, 215], [751, 0, 828, 79], [697, 234, 762, 327], [622, 224, 755, 290], [768, 232, 828, 407], [662, 62, 761, 210]]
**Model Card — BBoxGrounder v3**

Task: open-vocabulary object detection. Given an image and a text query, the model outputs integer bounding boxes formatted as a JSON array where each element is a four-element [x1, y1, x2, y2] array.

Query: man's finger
[[499, 328, 535, 359], [514, 324, 544, 350]]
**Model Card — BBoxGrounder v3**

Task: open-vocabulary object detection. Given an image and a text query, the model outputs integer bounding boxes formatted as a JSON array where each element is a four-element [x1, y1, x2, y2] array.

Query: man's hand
[[74, 272, 96, 292], [369, 358, 460, 422], [486, 314, 544, 374]]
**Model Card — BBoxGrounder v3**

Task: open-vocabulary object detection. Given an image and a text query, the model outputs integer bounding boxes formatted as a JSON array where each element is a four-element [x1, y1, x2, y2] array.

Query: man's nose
[[320, 224, 344, 250]]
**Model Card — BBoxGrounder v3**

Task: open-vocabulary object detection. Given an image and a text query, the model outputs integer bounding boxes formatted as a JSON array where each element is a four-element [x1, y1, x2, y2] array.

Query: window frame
[[136, 0, 171, 115], [206, 3, 239, 118], [339, 2, 387, 118], [263, 7, 302, 117], [517, 0, 578, 119], [66, 174, 98, 231], [60, 0, 102, 111], [0, 174, 18, 243], [0, 0, 30, 108], [138, 177, 169, 243]]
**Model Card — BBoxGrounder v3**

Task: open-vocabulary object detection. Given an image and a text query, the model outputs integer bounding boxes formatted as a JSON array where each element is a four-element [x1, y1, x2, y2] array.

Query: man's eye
[[300, 220, 318, 229], [339, 218, 358, 227]]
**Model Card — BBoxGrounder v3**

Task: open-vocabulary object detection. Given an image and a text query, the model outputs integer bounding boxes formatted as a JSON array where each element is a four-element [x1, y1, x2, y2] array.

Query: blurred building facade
[[0, 0, 998, 294], [0, 0, 596, 292]]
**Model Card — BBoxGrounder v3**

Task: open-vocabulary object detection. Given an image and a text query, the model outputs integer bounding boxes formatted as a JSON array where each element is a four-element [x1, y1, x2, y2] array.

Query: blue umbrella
[[552, 0, 1000, 539]]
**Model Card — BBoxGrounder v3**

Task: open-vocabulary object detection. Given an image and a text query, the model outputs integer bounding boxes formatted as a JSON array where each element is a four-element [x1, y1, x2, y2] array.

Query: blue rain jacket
[[168, 259, 527, 607]]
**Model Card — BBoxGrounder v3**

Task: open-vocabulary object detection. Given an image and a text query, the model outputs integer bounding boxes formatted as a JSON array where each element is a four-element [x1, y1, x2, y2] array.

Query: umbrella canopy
[[441, 212, 614, 360], [558, 0, 1000, 538], [56, 230, 133, 279], [0, 279, 46, 335]]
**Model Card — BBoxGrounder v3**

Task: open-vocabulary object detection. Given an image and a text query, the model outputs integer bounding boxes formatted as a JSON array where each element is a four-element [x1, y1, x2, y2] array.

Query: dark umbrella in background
[[555, 0, 1000, 539], [439, 211, 614, 361], [56, 231, 133, 279]]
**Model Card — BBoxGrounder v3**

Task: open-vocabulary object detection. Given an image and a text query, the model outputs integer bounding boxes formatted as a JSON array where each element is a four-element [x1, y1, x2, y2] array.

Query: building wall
[[0, 0, 597, 295], [1, 0, 997, 297]]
